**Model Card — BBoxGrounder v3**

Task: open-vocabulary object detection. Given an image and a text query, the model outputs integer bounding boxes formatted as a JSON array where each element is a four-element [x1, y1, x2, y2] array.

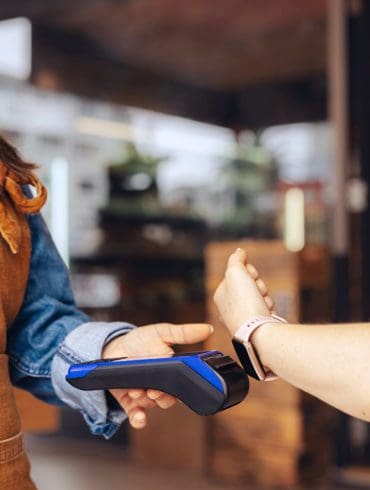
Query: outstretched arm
[[9, 212, 213, 435], [214, 248, 370, 421]]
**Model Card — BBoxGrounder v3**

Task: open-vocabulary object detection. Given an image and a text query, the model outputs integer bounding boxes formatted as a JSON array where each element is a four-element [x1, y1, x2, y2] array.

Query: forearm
[[51, 321, 134, 438], [253, 322, 370, 421]]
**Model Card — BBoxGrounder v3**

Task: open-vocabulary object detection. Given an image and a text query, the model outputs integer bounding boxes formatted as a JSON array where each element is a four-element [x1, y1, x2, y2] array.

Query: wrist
[[250, 322, 282, 371], [102, 325, 135, 359], [232, 314, 287, 381], [102, 335, 125, 359]]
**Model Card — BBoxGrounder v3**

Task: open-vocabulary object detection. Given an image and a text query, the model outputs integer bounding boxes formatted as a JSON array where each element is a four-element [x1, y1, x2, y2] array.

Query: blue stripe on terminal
[[67, 363, 99, 379], [181, 356, 224, 392], [66, 351, 225, 393]]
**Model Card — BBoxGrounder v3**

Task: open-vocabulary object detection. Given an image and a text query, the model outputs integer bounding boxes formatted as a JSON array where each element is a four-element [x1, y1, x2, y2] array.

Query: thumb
[[227, 248, 247, 269], [155, 323, 214, 346]]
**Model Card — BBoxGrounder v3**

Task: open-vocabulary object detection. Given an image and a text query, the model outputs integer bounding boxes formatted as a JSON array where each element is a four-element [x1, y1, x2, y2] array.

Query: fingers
[[111, 388, 178, 431], [127, 390, 175, 429], [146, 389, 164, 400], [114, 391, 156, 411], [129, 408, 147, 429], [256, 278, 268, 296], [265, 295, 274, 311], [253, 274, 274, 311], [227, 248, 247, 269], [246, 261, 274, 310], [156, 396, 176, 409], [147, 390, 176, 409], [225, 250, 275, 313], [128, 389, 145, 399], [154, 323, 214, 346], [246, 264, 258, 280]]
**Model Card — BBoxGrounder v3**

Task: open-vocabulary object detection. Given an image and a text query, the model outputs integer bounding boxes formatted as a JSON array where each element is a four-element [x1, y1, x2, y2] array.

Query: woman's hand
[[216, 250, 370, 423], [214, 248, 274, 335], [102, 323, 213, 429]]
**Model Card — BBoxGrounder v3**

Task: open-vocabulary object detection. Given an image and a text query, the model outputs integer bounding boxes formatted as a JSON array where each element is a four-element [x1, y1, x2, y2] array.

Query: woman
[[0, 134, 213, 489], [214, 248, 370, 422]]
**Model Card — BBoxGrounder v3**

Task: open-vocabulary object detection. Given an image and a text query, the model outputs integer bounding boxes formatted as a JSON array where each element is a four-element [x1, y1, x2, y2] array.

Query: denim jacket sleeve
[[7, 212, 134, 438]]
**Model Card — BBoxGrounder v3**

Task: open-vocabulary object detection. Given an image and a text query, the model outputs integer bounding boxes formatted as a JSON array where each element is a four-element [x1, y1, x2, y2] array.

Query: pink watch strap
[[234, 314, 287, 381], [234, 313, 287, 343]]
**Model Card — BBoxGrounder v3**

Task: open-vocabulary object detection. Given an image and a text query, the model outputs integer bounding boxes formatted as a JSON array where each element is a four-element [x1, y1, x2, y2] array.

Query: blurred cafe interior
[[1, 0, 370, 489]]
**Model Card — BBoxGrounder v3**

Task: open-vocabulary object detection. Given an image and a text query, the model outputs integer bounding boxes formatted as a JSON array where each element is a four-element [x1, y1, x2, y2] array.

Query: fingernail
[[130, 391, 141, 399], [208, 325, 215, 334], [134, 413, 145, 422], [147, 391, 160, 400]]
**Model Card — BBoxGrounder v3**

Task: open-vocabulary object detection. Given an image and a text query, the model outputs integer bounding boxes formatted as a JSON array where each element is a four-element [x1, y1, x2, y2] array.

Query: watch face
[[232, 339, 264, 380]]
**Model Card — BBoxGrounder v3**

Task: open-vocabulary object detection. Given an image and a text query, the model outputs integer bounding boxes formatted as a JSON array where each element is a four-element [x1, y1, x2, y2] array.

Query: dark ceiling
[[0, 0, 328, 127]]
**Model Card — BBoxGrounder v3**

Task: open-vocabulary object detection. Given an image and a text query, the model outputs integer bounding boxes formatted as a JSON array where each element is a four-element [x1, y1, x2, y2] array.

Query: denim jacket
[[7, 212, 134, 438]]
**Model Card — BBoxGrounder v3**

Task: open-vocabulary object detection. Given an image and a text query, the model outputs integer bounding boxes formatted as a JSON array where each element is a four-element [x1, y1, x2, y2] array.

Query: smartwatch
[[232, 314, 287, 381]]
